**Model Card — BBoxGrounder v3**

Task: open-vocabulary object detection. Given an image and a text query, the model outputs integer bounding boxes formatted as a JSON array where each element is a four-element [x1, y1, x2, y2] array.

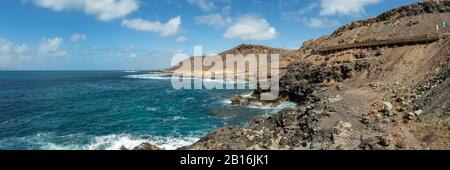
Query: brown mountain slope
[[184, 1, 450, 150], [154, 44, 294, 78]]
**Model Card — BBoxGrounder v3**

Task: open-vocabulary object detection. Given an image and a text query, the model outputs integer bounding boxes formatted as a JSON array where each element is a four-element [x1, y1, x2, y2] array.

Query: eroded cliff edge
[[181, 1, 450, 150]]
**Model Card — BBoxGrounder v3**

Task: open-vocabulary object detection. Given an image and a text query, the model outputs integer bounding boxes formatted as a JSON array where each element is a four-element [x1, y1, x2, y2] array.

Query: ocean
[[0, 71, 295, 150]]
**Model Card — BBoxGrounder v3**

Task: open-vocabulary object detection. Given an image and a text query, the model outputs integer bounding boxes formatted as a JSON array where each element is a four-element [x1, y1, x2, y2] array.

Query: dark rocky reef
[[120, 143, 160, 150]]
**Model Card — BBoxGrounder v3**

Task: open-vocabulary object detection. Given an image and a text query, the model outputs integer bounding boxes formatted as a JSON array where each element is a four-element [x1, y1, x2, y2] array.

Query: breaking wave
[[0, 133, 200, 150]]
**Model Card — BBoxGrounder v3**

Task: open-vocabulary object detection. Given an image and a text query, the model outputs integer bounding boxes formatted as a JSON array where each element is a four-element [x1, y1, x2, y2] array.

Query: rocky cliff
[[155, 44, 293, 77], [183, 1, 450, 150]]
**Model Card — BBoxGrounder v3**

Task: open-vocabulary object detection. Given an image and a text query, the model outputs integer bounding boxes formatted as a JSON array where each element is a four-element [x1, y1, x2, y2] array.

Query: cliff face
[[184, 1, 450, 150], [156, 44, 294, 79], [304, 1, 450, 49]]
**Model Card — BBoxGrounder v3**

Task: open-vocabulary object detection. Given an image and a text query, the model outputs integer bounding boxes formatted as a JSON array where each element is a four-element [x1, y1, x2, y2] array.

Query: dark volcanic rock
[[280, 61, 358, 103], [132, 143, 160, 150]]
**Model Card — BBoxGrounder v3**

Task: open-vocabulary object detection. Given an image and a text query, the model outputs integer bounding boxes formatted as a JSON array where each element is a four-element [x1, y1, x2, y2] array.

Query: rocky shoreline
[[132, 1, 450, 150]]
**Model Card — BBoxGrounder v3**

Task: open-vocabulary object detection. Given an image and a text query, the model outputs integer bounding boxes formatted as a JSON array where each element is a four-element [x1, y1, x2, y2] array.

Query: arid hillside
[[154, 44, 294, 79], [183, 1, 450, 150]]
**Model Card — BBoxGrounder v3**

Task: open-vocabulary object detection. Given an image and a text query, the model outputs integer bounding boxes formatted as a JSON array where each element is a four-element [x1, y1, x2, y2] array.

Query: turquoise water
[[0, 71, 294, 150]]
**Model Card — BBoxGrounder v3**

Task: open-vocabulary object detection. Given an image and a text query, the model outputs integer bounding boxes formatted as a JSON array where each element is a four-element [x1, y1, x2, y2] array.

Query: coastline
[[138, 1, 450, 150]]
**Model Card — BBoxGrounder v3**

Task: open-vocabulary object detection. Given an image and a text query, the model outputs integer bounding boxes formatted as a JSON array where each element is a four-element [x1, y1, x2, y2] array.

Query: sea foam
[[0, 133, 199, 150], [86, 134, 200, 150]]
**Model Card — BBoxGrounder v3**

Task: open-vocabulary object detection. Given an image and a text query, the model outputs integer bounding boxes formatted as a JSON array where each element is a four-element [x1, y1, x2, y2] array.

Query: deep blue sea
[[0, 71, 295, 150]]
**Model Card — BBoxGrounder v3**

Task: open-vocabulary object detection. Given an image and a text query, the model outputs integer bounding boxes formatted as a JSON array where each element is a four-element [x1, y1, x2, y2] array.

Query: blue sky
[[0, 0, 419, 70]]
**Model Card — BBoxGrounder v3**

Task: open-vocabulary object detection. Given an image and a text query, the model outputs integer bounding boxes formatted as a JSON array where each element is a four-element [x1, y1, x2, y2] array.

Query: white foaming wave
[[221, 99, 232, 105], [125, 73, 173, 80], [168, 116, 187, 121], [241, 92, 254, 97], [202, 78, 249, 85], [85, 134, 148, 150], [85, 134, 199, 150], [222, 98, 297, 112], [247, 101, 297, 111], [126, 73, 252, 85], [124, 70, 138, 73], [0, 133, 200, 150], [146, 107, 158, 112], [150, 136, 199, 150]]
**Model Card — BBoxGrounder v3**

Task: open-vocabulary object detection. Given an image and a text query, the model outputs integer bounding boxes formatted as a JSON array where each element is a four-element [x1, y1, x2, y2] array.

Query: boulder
[[382, 102, 396, 116], [405, 112, 416, 120], [230, 95, 242, 105], [379, 134, 394, 147], [132, 143, 160, 150], [413, 110, 423, 116]]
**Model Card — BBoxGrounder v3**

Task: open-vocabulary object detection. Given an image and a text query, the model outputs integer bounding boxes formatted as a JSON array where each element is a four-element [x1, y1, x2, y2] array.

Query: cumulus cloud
[[195, 5, 232, 29], [319, 0, 381, 16], [224, 15, 277, 41], [0, 38, 32, 67], [38, 37, 67, 58], [175, 36, 187, 43], [31, 0, 140, 21], [71, 33, 87, 42], [303, 17, 340, 28], [121, 16, 181, 36], [187, 0, 215, 12], [195, 13, 232, 29], [0, 36, 68, 69]]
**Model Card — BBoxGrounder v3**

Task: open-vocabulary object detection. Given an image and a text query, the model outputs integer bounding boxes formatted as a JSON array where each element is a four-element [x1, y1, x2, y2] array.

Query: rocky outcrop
[[219, 44, 289, 56], [180, 1, 450, 150], [119, 143, 160, 150], [330, 1, 450, 38]]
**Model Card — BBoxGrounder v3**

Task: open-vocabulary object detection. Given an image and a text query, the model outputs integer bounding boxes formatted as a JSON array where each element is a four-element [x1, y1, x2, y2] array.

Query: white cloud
[[121, 16, 182, 36], [224, 15, 277, 41], [0, 38, 32, 67], [319, 0, 381, 16], [175, 36, 187, 43], [195, 13, 232, 29], [38, 37, 67, 58], [282, 3, 319, 22], [31, 0, 140, 21], [303, 17, 340, 28], [0, 36, 68, 68], [71, 33, 87, 42], [187, 0, 215, 12], [195, 5, 232, 29]]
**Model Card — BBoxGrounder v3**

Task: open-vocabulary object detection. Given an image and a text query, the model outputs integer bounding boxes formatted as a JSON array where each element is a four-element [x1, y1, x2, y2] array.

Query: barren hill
[[184, 1, 450, 150], [155, 44, 293, 79]]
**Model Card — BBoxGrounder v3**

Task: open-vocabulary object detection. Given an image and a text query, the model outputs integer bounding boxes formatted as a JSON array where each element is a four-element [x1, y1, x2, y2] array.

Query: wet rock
[[120, 145, 129, 150], [132, 143, 160, 150], [231, 95, 242, 105]]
